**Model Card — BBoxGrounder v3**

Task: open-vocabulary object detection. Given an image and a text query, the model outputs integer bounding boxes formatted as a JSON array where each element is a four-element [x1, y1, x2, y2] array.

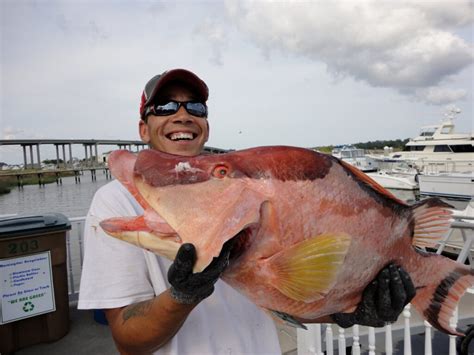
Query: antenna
[[444, 105, 461, 122]]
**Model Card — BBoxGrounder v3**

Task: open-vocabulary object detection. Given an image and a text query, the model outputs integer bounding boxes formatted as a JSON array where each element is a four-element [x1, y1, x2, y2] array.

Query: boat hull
[[419, 173, 474, 200]]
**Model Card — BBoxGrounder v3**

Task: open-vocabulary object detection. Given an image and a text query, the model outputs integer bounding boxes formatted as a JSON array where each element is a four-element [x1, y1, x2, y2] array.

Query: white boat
[[418, 171, 474, 200], [366, 170, 418, 190], [391, 108, 473, 173], [332, 145, 378, 172]]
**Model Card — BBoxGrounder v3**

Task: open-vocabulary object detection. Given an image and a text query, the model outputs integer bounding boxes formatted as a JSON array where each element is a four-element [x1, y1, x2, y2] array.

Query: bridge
[[0, 139, 229, 169]]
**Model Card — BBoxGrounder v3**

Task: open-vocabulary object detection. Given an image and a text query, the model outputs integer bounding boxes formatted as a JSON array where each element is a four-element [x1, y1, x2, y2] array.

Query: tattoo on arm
[[122, 299, 154, 324]]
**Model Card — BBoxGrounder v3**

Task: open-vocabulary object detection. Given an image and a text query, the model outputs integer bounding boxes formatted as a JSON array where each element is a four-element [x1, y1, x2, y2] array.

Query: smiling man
[[78, 69, 414, 355], [78, 69, 282, 355]]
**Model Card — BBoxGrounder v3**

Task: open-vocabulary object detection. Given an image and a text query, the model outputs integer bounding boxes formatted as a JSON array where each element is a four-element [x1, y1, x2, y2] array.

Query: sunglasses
[[146, 100, 208, 119]]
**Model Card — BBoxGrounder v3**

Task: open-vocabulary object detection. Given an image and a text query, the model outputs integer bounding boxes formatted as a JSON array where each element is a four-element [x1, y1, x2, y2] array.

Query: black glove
[[168, 242, 232, 304], [331, 263, 416, 328]]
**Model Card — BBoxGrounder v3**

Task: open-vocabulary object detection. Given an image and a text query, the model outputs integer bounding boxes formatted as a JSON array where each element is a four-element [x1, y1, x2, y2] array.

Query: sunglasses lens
[[185, 102, 208, 117], [154, 102, 180, 116]]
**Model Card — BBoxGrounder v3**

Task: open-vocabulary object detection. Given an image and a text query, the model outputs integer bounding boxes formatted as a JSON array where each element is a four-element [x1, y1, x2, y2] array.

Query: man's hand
[[331, 264, 416, 328], [168, 242, 231, 304]]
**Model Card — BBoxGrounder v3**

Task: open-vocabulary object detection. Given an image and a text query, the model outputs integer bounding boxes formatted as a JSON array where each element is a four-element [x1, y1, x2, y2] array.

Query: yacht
[[391, 108, 473, 173], [331, 145, 378, 172], [418, 171, 474, 200]]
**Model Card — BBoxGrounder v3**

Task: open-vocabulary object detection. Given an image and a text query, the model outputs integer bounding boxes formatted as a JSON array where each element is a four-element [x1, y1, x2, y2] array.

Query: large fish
[[100, 147, 474, 335]]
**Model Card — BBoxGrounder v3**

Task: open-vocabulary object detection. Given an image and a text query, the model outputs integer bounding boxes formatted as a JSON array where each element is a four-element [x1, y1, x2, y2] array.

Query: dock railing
[[63, 216, 474, 354]]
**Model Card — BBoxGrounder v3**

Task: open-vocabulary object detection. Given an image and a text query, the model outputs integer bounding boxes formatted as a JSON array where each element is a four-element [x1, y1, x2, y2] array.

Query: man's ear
[[204, 121, 210, 143], [139, 119, 150, 143]]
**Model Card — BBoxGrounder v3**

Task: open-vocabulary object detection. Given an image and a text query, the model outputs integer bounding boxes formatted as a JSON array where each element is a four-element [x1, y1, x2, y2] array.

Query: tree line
[[314, 138, 410, 153]]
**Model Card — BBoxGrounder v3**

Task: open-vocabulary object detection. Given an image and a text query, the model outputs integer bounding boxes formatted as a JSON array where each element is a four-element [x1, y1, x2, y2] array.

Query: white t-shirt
[[78, 180, 281, 355]]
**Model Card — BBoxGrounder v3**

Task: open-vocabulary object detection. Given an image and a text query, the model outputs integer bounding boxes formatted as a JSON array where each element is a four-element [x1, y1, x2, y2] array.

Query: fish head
[[132, 149, 270, 271]]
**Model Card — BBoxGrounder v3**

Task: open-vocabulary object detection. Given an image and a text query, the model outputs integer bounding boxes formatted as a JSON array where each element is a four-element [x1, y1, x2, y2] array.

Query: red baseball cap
[[140, 69, 209, 119]]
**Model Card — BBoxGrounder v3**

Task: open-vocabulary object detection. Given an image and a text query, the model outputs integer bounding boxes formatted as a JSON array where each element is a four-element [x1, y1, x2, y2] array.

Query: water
[[0, 171, 112, 217], [0, 175, 469, 218]]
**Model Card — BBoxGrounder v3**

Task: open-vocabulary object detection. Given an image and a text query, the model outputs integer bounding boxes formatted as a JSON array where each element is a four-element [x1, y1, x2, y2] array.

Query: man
[[78, 69, 414, 354]]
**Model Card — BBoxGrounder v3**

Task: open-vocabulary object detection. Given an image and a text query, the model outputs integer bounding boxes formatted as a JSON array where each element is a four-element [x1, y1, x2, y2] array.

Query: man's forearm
[[105, 289, 197, 354]]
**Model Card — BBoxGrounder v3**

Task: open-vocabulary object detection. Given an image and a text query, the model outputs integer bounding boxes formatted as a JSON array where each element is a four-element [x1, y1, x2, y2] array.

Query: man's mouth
[[166, 132, 197, 141]]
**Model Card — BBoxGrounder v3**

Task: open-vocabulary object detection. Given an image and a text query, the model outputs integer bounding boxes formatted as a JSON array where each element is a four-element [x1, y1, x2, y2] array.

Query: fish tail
[[410, 254, 474, 336], [411, 197, 453, 248]]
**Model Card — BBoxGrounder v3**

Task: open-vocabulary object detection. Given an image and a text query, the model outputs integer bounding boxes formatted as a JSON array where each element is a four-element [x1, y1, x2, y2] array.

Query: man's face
[[139, 83, 209, 156]]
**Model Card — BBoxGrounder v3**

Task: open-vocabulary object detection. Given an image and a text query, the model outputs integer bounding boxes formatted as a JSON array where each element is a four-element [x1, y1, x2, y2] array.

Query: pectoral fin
[[269, 310, 307, 330], [267, 234, 351, 303]]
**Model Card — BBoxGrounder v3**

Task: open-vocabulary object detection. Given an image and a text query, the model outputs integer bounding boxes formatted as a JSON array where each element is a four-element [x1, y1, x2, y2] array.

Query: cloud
[[415, 87, 468, 105], [225, 0, 473, 104], [2, 127, 24, 140], [193, 19, 228, 66]]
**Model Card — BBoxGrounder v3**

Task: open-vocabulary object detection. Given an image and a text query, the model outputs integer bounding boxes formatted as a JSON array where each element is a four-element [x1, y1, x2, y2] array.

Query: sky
[[1, 0, 473, 164]]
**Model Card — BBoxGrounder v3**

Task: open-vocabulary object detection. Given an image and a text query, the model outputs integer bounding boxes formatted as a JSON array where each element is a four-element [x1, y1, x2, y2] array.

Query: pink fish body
[[100, 147, 474, 335]]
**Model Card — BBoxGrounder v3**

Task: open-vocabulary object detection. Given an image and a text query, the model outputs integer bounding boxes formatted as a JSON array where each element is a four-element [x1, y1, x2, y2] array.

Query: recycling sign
[[0, 251, 56, 324], [23, 301, 35, 312]]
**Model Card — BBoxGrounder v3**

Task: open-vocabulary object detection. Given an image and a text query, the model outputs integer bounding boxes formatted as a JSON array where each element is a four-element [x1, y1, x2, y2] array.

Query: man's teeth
[[170, 132, 194, 141]]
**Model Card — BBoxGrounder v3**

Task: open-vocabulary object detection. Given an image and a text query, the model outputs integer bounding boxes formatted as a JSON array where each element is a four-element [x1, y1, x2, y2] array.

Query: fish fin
[[267, 234, 351, 303], [268, 310, 308, 330], [410, 254, 474, 336], [100, 216, 180, 260], [100, 215, 148, 233], [411, 198, 453, 248], [338, 159, 406, 205]]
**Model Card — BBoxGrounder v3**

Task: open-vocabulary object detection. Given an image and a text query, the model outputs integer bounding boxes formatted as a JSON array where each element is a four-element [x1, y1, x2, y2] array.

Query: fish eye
[[213, 165, 229, 178]]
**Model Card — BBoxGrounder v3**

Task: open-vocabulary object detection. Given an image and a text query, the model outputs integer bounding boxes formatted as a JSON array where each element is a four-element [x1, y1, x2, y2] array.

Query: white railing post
[[404, 304, 412, 355], [66, 230, 75, 296], [368, 327, 376, 355], [326, 324, 334, 355], [424, 321, 432, 355], [352, 325, 361, 355], [314, 324, 323, 355], [338, 327, 346, 355], [449, 307, 458, 355], [385, 323, 393, 355]]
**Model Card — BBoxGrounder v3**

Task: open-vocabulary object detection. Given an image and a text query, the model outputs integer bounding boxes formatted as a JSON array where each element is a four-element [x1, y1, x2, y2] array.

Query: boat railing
[[421, 159, 474, 174]]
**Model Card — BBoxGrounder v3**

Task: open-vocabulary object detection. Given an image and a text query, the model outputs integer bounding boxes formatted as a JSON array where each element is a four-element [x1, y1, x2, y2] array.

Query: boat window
[[434, 145, 452, 152], [419, 128, 435, 137], [449, 144, 474, 153], [441, 126, 453, 134], [404, 145, 425, 151]]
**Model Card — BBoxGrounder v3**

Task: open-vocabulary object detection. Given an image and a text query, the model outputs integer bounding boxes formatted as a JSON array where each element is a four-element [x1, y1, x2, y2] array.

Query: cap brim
[[146, 69, 209, 106]]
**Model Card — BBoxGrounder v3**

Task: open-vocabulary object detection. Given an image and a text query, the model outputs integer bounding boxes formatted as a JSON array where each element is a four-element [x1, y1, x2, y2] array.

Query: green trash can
[[0, 213, 71, 354]]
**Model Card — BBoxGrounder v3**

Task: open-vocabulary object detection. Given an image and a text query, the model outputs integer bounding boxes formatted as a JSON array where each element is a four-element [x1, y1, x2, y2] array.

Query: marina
[[2, 1, 473, 354]]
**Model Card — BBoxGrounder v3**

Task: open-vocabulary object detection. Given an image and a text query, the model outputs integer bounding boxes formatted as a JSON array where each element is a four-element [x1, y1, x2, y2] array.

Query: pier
[[0, 167, 112, 188], [0, 139, 148, 169], [0, 139, 229, 187]]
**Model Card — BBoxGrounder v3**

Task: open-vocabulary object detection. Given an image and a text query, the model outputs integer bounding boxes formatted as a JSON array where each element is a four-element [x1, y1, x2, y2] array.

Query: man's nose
[[171, 106, 194, 124]]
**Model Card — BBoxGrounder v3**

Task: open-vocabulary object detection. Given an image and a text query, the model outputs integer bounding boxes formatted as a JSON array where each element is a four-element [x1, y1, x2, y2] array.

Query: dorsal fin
[[411, 198, 453, 247], [338, 159, 406, 205]]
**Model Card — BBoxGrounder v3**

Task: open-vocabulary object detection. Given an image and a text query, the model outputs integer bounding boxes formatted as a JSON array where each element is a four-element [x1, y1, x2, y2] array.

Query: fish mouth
[[228, 226, 255, 262], [209, 224, 259, 275]]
